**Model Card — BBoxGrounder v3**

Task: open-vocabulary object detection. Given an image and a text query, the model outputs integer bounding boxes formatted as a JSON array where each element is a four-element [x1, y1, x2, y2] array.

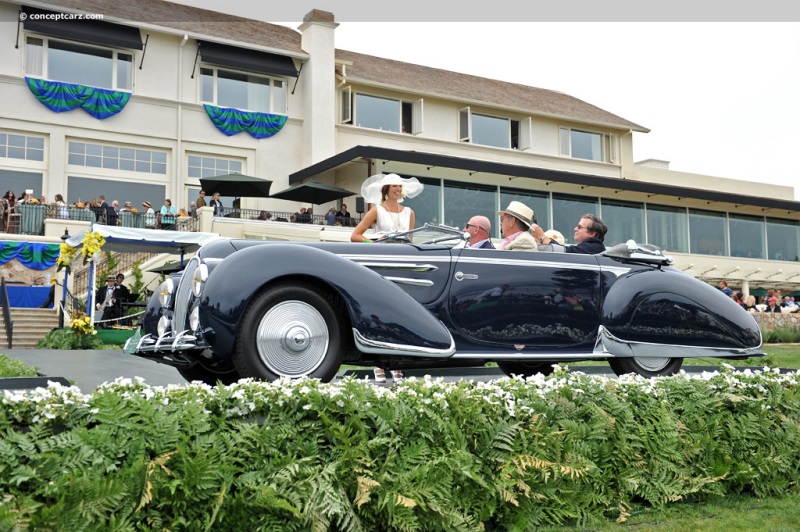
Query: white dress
[[374, 204, 412, 234]]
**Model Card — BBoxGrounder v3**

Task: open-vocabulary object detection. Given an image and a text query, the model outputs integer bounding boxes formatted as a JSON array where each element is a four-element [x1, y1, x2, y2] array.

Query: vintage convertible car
[[125, 225, 763, 384]]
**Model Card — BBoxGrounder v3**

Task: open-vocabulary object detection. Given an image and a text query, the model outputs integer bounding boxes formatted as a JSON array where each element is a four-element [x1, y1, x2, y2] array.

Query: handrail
[[1, 277, 13, 349]]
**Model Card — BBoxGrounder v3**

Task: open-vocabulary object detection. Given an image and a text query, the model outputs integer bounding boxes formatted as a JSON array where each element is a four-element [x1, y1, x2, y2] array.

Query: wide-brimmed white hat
[[497, 201, 534, 228], [360, 173, 424, 204]]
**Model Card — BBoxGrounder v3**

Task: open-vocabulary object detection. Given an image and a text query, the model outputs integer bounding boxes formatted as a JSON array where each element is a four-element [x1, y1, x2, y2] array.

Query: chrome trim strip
[[456, 256, 630, 277], [451, 352, 608, 360], [594, 325, 763, 358], [339, 254, 451, 263], [357, 262, 439, 272], [353, 328, 455, 357], [384, 276, 434, 287]]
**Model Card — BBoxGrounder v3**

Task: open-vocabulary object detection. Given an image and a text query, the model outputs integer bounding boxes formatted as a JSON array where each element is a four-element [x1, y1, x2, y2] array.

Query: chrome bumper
[[124, 329, 200, 354]]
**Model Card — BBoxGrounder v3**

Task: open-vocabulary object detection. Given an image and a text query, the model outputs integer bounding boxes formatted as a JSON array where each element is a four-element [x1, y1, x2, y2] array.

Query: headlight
[[189, 306, 200, 332], [192, 263, 208, 297], [157, 315, 171, 336], [158, 278, 174, 308]]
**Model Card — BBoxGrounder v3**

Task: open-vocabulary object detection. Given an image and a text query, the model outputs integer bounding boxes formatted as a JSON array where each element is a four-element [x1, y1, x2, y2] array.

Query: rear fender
[[199, 244, 455, 358], [601, 267, 762, 353]]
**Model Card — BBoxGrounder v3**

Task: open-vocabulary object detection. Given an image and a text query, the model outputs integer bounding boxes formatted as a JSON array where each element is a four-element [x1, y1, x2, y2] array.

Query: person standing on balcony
[[209, 192, 224, 217]]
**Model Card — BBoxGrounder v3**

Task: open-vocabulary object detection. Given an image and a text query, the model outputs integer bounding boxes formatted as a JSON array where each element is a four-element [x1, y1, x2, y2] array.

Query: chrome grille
[[173, 258, 199, 331]]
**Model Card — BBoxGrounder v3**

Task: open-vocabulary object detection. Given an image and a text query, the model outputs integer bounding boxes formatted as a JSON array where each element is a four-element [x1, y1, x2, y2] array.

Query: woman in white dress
[[351, 173, 424, 383], [351, 173, 423, 242]]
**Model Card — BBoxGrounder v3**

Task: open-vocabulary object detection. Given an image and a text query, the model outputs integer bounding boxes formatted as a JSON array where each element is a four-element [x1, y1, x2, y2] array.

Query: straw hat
[[360, 173, 424, 204], [142, 201, 152, 209], [497, 201, 534, 228], [544, 229, 565, 245]]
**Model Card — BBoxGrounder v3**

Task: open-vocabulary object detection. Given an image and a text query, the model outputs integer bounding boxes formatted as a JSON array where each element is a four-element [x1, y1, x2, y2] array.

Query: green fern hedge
[[1, 365, 799, 530]]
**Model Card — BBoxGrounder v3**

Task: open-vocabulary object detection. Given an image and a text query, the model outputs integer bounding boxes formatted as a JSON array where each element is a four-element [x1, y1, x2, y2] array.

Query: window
[[443, 181, 497, 233], [459, 107, 520, 149], [200, 67, 286, 114], [25, 36, 132, 91], [68, 142, 166, 174], [560, 128, 615, 162], [729, 214, 765, 259], [766, 218, 799, 262], [0, 133, 44, 162], [552, 194, 599, 243], [67, 176, 165, 212], [601, 200, 644, 247], [342, 91, 422, 134], [187, 155, 243, 179], [646, 204, 688, 253], [689, 209, 728, 256]]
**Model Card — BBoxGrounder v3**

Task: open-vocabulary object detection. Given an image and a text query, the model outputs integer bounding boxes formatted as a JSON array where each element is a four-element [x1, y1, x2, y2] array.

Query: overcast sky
[[168, 1, 800, 200]]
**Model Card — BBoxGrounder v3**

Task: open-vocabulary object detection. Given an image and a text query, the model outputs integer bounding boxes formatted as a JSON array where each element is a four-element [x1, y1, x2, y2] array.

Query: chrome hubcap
[[256, 301, 329, 377], [633, 356, 671, 372]]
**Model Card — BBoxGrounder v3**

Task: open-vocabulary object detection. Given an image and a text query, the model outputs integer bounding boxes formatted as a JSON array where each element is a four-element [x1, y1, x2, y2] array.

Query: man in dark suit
[[335, 204, 351, 226], [531, 213, 607, 254], [464, 216, 495, 249], [95, 276, 118, 328]]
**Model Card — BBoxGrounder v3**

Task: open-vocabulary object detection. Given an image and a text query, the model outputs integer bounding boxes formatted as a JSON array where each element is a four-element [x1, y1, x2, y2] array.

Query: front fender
[[199, 244, 455, 358], [601, 267, 762, 351]]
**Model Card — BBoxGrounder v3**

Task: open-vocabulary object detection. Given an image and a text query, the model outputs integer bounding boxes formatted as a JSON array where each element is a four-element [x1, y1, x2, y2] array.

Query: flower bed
[[1, 365, 799, 529]]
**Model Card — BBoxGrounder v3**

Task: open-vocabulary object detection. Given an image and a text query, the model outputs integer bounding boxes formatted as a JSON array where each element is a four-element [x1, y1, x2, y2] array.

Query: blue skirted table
[[5, 286, 51, 308]]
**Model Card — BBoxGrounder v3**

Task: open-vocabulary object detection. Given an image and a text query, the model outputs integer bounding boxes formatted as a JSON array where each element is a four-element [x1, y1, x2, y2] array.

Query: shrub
[[762, 325, 800, 344], [0, 366, 798, 529]]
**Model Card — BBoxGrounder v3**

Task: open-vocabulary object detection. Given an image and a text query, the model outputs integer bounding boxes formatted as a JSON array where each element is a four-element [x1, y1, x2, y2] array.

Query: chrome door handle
[[455, 271, 478, 281]]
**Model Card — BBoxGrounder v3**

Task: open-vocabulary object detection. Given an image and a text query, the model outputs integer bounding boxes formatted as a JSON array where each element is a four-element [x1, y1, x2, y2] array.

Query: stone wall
[[752, 311, 800, 332]]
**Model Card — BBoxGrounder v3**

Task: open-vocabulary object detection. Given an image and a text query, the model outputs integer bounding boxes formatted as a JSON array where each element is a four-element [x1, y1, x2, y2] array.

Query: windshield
[[372, 223, 468, 247]]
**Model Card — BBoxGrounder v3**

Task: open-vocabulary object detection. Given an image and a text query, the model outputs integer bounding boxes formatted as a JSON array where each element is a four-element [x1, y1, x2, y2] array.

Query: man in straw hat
[[497, 201, 537, 251], [142, 201, 156, 228]]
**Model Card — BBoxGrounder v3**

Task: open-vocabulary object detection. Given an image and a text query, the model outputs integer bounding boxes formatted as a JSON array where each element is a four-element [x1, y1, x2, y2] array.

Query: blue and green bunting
[[0, 241, 60, 270], [204, 104, 287, 139], [25, 77, 131, 119]]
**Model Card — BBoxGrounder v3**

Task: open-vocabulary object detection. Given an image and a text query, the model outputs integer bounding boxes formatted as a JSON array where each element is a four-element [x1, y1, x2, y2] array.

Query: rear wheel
[[608, 356, 683, 378], [232, 283, 343, 382], [497, 361, 555, 378]]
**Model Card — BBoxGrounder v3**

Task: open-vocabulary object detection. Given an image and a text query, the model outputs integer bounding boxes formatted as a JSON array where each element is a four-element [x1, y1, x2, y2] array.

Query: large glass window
[[646, 204, 688, 253], [25, 36, 132, 90], [201, 67, 286, 114], [67, 176, 165, 211], [560, 128, 604, 161], [0, 133, 44, 162], [402, 177, 441, 227], [187, 155, 243, 179], [552, 194, 598, 245], [442, 180, 497, 232], [766, 218, 799, 262], [68, 142, 167, 174], [689, 209, 727, 256], [729, 214, 765, 259], [601, 200, 644, 247], [500, 188, 549, 239]]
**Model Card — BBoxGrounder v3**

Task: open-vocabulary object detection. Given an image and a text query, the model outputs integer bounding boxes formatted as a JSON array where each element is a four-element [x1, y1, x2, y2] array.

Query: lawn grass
[[542, 492, 800, 531]]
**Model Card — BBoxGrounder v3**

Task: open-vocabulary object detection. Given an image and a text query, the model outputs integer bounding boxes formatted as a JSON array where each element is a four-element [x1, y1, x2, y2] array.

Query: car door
[[446, 248, 603, 348]]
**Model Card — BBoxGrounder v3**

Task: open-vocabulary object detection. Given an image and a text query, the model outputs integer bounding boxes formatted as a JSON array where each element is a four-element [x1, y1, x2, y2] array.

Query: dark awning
[[198, 41, 298, 78], [21, 7, 143, 50], [289, 145, 800, 215]]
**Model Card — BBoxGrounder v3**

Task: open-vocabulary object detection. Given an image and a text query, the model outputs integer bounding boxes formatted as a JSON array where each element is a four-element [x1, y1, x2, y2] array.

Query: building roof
[[336, 50, 648, 132], [24, 0, 645, 131]]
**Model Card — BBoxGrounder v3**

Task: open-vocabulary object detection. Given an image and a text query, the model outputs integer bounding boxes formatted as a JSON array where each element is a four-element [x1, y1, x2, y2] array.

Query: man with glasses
[[464, 216, 495, 249], [531, 213, 607, 254]]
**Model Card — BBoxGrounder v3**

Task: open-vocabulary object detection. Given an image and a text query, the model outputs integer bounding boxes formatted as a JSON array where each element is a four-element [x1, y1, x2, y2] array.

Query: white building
[[1, 0, 798, 294]]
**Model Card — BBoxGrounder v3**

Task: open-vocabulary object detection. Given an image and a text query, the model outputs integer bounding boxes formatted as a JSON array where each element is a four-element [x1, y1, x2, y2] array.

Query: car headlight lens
[[157, 315, 171, 336], [189, 306, 200, 332], [158, 278, 174, 308], [192, 264, 208, 297]]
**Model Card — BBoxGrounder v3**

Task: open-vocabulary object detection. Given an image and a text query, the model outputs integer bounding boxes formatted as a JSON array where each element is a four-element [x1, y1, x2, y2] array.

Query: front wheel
[[177, 356, 241, 386], [497, 361, 555, 378], [608, 356, 683, 378], [232, 283, 343, 382]]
